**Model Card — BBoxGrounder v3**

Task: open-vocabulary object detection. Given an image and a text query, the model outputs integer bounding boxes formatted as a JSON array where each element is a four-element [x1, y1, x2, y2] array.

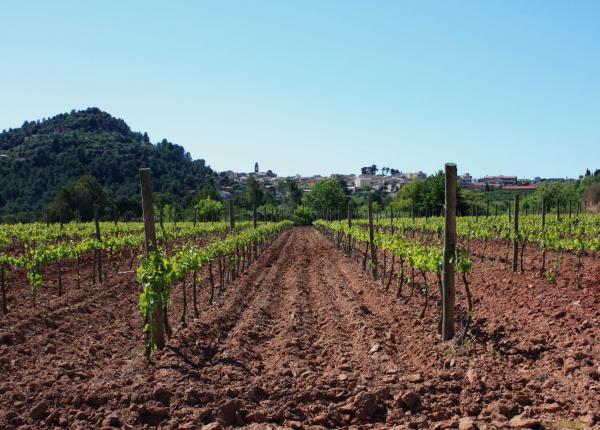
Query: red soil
[[0, 227, 598, 429]]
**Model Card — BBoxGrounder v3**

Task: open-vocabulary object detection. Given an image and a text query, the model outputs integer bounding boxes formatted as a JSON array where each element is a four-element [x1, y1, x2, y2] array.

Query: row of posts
[[350, 163, 458, 341], [139, 168, 258, 355]]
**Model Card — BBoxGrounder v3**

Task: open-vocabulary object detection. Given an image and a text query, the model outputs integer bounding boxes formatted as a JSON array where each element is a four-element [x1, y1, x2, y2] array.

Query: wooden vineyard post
[[252, 204, 257, 229], [541, 199, 547, 274], [508, 202, 512, 223], [139, 168, 166, 353], [442, 163, 457, 341], [557, 201, 560, 221], [94, 205, 103, 283], [1, 264, 7, 314], [193, 207, 197, 227], [347, 201, 352, 257], [229, 200, 235, 232], [512, 194, 519, 273], [568, 200, 572, 218], [368, 195, 377, 279], [347, 201, 352, 228], [46, 208, 50, 227], [542, 199, 546, 227]]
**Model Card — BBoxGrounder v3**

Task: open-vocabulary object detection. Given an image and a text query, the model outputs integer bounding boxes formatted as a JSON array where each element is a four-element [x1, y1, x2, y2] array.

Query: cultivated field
[[0, 218, 599, 429]]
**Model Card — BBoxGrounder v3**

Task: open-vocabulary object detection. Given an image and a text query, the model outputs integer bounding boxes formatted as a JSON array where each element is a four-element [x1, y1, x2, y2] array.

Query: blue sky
[[1, 1, 599, 178]]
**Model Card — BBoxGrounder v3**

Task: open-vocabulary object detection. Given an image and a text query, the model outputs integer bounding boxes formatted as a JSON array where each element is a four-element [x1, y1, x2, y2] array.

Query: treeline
[[42, 173, 312, 225], [301, 170, 600, 220], [12, 167, 600, 227]]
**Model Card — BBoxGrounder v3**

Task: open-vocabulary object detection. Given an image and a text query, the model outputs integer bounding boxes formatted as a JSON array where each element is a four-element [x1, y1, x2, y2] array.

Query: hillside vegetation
[[0, 108, 216, 222]]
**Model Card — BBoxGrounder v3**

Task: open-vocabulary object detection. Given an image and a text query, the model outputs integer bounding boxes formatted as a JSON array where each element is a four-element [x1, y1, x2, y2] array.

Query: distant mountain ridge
[[0, 108, 217, 222]]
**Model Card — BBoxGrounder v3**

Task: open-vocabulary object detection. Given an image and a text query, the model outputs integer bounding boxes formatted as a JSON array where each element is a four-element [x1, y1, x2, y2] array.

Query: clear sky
[[1, 1, 599, 179]]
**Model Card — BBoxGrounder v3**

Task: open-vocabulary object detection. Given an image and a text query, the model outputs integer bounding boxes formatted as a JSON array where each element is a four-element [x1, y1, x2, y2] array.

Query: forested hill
[[0, 108, 217, 221]]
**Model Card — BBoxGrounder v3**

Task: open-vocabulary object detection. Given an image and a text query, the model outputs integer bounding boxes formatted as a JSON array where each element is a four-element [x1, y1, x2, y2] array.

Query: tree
[[304, 179, 349, 219], [524, 182, 578, 212], [115, 195, 142, 220], [49, 175, 108, 221], [293, 205, 313, 225], [279, 178, 303, 208], [392, 179, 425, 213], [196, 198, 223, 221], [360, 165, 378, 175], [245, 177, 263, 209], [392, 171, 466, 215], [197, 183, 221, 201], [582, 184, 600, 211], [257, 203, 277, 221]]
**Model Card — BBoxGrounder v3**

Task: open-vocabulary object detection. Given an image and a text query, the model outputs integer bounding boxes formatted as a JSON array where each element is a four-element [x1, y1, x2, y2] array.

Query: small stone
[[485, 401, 509, 416], [563, 358, 579, 374], [102, 414, 121, 427], [201, 423, 222, 430], [459, 417, 477, 430], [404, 373, 423, 383], [246, 410, 267, 423], [401, 391, 420, 410], [312, 413, 329, 425], [509, 416, 540, 428], [30, 401, 48, 420], [353, 391, 377, 421], [152, 386, 173, 403], [338, 374, 348, 381], [217, 399, 242, 426], [466, 368, 477, 385], [139, 404, 169, 417], [514, 395, 532, 406], [539, 403, 560, 413], [369, 344, 381, 354]]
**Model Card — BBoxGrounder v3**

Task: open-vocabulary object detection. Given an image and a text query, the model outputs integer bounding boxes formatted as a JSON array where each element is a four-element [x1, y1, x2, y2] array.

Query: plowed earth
[[0, 227, 598, 430]]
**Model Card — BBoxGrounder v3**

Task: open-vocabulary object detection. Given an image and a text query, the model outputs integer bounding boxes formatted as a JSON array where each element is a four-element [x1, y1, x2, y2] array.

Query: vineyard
[[0, 193, 599, 429]]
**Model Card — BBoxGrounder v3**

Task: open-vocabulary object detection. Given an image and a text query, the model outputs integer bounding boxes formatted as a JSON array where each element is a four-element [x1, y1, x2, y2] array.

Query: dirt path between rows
[[1, 227, 598, 429]]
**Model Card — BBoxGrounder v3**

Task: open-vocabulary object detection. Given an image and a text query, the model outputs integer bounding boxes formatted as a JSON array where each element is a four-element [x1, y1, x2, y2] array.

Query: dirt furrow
[[1, 226, 598, 430]]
